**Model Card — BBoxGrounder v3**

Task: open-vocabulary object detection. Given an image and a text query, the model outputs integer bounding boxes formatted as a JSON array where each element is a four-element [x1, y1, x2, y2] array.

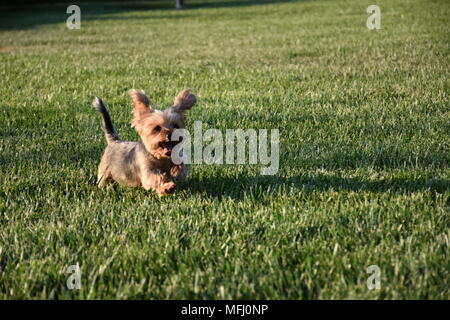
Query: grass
[[0, 0, 449, 299]]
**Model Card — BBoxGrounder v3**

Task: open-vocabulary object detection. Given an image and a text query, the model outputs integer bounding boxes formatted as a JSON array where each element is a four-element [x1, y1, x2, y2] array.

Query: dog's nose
[[167, 131, 172, 141]]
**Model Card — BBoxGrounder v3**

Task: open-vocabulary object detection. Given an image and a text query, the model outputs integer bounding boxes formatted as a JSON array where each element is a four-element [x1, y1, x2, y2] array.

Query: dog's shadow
[[179, 170, 449, 202]]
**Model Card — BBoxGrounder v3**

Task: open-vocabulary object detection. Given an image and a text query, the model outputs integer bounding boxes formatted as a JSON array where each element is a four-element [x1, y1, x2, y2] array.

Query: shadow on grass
[[1, 145, 448, 203], [182, 171, 449, 201], [1, 136, 448, 201], [0, 0, 304, 31], [3, 143, 448, 199]]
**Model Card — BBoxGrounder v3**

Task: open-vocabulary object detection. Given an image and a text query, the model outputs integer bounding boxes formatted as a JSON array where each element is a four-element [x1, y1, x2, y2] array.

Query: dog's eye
[[154, 126, 161, 132]]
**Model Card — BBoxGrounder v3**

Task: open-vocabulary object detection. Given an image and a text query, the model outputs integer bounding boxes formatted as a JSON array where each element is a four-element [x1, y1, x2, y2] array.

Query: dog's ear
[[129, 89, 154, 116], [173, 89, 196, 113]]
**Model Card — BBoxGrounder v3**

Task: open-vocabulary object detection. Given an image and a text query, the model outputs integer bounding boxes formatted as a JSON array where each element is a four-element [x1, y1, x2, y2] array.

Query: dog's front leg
[[141, 169, 175, 196]]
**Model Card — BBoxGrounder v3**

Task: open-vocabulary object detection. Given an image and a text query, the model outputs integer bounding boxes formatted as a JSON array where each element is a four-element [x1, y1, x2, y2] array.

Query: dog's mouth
[[160, 141, 176, 156]]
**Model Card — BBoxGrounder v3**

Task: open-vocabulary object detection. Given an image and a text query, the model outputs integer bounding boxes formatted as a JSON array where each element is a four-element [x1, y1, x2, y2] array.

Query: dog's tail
[[92, 97, 119, 144]]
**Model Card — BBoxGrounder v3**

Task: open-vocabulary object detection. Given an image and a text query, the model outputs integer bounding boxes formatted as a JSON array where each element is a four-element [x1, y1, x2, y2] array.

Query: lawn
[[0, 0, 449, 299]]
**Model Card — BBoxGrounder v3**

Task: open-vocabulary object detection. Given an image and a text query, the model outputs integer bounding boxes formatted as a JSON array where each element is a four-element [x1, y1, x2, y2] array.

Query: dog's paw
[[170, 164, 188, 181], [157, 181, 176, 196], [170, 165, 183, 178]]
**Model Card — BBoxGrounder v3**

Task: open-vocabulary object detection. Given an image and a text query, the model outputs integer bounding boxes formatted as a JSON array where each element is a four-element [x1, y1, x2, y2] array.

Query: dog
[[91, 89, 196, 196]]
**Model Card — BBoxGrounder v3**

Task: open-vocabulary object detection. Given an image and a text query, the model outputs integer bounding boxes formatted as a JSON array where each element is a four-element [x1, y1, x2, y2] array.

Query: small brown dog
[[92, 89, 196, 196]]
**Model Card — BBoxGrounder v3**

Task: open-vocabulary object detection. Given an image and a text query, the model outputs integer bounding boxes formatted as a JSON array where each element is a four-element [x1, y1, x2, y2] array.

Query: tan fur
[[94, 89, 196, 196], [174, 89, 197, 110]]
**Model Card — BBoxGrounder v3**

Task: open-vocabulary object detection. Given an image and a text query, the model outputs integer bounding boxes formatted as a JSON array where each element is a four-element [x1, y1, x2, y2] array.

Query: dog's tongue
[[163, 144, 173, 156]]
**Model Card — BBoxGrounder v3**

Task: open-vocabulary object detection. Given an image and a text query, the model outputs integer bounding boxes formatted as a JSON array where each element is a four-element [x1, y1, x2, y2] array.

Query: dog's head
[[129, 88, 196, 159]]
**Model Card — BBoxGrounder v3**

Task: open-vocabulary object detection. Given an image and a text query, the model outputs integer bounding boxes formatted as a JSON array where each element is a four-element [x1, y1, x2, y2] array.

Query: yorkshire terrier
[[91, 89, 196, 196]]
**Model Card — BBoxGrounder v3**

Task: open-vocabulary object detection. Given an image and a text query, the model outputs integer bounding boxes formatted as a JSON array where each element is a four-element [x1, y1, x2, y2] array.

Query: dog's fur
[[92, 89, 196, 196]]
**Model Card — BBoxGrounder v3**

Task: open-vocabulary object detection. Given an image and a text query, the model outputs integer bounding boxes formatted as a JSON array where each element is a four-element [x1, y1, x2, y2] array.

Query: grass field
[[0, 0, 449, 299]]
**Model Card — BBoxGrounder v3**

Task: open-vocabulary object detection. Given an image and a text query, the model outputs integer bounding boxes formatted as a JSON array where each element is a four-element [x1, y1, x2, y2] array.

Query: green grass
[[0, 0, 449, 299]]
